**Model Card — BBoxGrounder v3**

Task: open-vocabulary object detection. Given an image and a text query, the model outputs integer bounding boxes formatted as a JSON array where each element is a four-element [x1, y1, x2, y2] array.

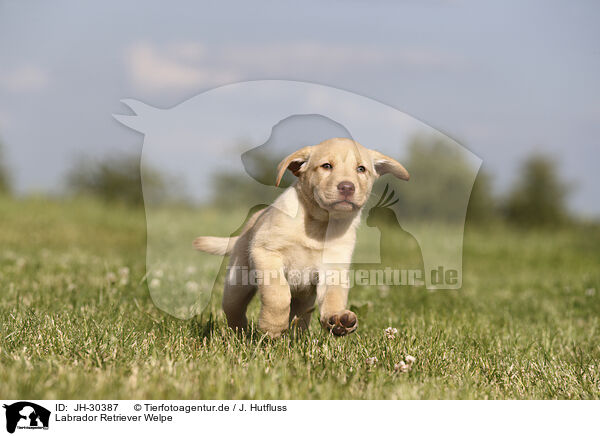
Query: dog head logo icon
[[3, 402, 50, 434]]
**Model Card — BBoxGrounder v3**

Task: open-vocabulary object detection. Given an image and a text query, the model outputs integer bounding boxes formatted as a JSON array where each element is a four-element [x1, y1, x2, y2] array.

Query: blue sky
[[0, 0, 598, 215]]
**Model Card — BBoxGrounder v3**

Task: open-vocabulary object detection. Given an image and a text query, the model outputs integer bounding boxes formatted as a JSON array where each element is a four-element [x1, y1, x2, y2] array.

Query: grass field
[[1, 194, 599, 399]]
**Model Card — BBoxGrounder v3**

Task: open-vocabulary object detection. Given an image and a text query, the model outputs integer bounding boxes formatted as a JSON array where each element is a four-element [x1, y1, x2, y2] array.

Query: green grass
[[1, 194, 599, 399]]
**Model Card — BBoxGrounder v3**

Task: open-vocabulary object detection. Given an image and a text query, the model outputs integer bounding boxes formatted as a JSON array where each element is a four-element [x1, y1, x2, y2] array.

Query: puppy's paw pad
[[323, 310, 358, 336]]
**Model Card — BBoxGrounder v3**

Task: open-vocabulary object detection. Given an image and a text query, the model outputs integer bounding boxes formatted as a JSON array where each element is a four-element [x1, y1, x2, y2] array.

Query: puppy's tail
[[193, 236, 238, 256]]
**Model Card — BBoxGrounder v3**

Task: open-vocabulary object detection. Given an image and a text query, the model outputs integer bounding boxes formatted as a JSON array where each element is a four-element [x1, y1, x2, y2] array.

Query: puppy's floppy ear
[[369, 150, 410, 181], [275, 146, 313, 187]]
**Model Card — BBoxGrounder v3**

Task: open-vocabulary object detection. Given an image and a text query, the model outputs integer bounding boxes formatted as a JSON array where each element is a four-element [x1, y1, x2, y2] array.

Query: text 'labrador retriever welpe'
[[194, 138, 409, 338]]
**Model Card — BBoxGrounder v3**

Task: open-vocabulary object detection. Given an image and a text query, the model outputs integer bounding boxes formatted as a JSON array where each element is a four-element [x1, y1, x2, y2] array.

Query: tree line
[[0, 137, 573, 228]]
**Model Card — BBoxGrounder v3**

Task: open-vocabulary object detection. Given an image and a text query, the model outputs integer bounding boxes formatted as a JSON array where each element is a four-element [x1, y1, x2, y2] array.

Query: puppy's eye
[[357, 165, 366, 173], [321, 163, 333, 169]]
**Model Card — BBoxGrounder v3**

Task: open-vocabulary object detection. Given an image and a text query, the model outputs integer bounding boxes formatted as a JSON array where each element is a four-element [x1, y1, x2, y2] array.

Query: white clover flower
[[585, 288, 596, 296], [118, 267, 130, 277], [394, 361, 410, 373], [105, 272, 117, 283], [384, 327, 398, 339], [366, 357, 378, 366], [149, 278, 161, 289], [395, 354, 416, 373]]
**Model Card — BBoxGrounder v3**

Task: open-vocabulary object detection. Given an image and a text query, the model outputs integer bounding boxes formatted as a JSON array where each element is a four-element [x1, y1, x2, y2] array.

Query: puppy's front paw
[[322, 310, 358, 336]]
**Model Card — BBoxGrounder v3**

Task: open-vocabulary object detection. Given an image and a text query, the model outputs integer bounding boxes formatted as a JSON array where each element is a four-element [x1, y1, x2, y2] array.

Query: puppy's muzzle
[[337, 181, 355, 198]]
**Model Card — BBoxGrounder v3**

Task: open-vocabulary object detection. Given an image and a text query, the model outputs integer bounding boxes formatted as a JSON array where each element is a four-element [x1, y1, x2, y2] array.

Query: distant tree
[[66, 153, 175, 206], [210, 146, 284, 209], [503, 153, 570, 227], [466, 167, 497, 224], [210, 135, 497, 222], [0, 140, 11, 194], [391, 135, 495, 224]]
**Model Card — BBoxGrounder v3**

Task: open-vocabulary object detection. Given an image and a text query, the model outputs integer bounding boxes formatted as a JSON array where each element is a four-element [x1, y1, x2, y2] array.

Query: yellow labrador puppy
[[194, 138, 409, 337]]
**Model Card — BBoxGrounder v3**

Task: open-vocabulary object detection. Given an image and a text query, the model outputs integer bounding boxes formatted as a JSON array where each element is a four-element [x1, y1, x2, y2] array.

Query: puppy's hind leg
[[253, 249, 291, 338], [221, 232, 257, 332], [222, 264, 256, 332], [222, 282, 256, 332], [289, 293, 316, 332]]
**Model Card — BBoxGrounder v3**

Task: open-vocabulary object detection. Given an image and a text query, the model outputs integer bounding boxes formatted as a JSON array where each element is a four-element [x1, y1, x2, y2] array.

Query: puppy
[[194, 138, 409, 337]]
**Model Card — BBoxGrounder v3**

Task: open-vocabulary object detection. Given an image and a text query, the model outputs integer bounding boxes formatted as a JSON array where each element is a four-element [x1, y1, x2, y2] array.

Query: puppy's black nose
[[337, 181, 355, 196]]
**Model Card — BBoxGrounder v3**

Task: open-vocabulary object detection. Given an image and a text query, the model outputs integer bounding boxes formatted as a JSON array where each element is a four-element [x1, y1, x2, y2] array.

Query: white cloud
[[170, 42, 206, 61], [219, 42, 462, 75], [126, 42, 239, 93], [125, 41, 464, 94], [218, 42, 387, 75], [0, 65, 48, 92]]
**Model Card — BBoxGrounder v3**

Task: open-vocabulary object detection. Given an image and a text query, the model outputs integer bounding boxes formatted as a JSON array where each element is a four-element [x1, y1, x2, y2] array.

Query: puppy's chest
[[279, 231, 356, 270], [281, 242, 323, 273], [282, 246, 321, 294]]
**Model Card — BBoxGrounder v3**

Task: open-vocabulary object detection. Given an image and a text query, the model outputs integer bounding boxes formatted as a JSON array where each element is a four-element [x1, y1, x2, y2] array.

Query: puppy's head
[[276, 138, 409, 217]]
